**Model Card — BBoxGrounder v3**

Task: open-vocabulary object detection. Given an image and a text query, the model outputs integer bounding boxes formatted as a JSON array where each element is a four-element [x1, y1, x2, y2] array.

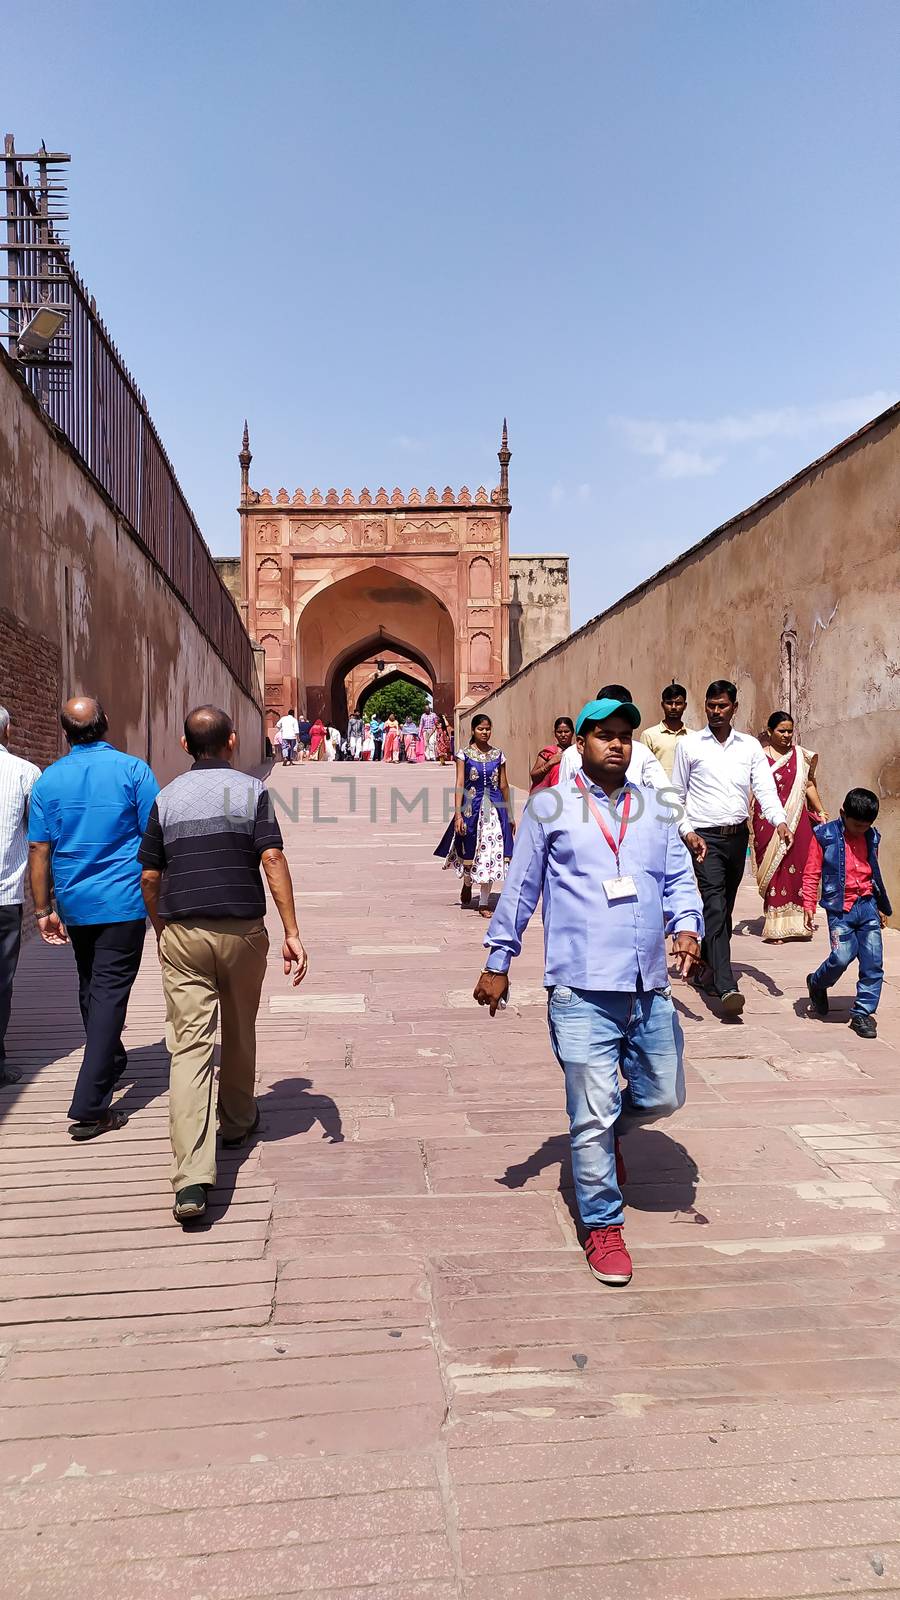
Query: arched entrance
[[327, 634, 435, 726], [348, 651, 433, 717], [296, 567, 455, 724]]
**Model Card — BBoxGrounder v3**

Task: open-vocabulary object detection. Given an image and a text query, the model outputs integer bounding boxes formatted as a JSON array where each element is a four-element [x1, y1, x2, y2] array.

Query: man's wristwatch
[[33, 908, 52, 919]]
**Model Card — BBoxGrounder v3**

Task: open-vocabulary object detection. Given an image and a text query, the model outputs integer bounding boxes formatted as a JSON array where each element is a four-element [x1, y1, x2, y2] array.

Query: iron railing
[[2, 136, 255, 698]]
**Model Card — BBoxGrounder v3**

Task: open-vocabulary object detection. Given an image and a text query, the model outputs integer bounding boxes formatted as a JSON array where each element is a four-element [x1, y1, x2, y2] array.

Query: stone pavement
[[3, 760, 900, 1598]]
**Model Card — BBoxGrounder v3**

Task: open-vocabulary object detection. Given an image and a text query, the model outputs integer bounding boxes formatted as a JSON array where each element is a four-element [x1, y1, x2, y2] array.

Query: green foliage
[[362, 681, 429, 724]]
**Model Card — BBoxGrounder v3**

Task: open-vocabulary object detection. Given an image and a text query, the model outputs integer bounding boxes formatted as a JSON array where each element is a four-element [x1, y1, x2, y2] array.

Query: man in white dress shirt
[[671, 680, 791, 1016], [559, 684, 669, 792], [0, 707, 41, 1084], [276, 709, 300, 766]]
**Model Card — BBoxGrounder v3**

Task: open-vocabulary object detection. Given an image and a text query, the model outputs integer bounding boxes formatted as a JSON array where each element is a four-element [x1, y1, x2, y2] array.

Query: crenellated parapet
[[251, 482, 502, 510]]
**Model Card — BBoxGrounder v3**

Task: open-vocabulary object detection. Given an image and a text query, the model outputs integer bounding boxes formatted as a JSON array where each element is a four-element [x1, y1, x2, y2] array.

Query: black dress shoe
[[849, 1012, 877, 1040]]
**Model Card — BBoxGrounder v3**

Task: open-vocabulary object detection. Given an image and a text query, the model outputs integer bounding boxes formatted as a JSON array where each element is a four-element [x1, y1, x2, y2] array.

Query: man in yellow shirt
[[641, 682, 693, 779]]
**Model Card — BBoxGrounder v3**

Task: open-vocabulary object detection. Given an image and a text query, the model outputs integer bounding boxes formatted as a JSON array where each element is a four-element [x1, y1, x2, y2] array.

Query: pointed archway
[[327, 634, 435, 726], [296, 566, 455, 724]]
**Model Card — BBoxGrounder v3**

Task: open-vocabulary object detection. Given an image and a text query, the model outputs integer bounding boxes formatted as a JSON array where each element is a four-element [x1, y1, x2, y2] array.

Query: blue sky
[[6, 0, 899, 626]]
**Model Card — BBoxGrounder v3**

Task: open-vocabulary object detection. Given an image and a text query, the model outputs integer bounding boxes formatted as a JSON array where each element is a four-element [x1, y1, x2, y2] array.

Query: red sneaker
[[615, 1136, 628, 1187], [584, 1225, 633, 1286]]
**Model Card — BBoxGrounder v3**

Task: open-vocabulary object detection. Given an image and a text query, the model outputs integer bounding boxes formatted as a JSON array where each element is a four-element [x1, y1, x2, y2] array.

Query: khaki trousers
[[161, 918, 268, 1191]]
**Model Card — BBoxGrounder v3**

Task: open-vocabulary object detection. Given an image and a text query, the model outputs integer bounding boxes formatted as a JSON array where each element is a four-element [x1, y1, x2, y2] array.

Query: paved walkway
[[3, 760, 900, 1598]]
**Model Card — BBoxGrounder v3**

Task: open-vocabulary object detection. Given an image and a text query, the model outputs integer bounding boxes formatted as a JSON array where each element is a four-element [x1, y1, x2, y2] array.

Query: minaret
[[238, 419, 253, 505], [238, 421, 253, 620], [498, 417, 511, 502]]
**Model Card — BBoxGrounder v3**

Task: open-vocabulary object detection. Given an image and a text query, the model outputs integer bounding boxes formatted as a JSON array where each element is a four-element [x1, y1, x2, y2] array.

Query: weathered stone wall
[[0, 355, 263, 786], [473, 406, 900, 920], [509, 555, 571, 673], [215, 557, 242, 607]]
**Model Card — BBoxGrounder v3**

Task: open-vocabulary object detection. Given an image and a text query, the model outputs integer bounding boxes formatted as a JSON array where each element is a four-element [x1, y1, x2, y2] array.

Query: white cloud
[[392, 434, 424, 453], [615, 391, 899, 480], [550, 482, 565, 505]]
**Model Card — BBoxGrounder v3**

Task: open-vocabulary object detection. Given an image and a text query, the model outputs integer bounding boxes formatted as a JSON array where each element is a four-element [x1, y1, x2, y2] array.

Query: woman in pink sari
[[309, 717, 327, 761], [382, 715, 400, 763], [750, 711, 826, 942]]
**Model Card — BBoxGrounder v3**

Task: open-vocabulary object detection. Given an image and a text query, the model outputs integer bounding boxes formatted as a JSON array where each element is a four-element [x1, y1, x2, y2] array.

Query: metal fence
[[2, 137, 255, 698]]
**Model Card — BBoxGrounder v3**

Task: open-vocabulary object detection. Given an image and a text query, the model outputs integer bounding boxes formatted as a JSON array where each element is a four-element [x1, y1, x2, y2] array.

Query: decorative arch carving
[[469, 556, 492, 600], [259, 633, 282, 678], [257, 556, 281, 602], [469, 631, 492, 676]]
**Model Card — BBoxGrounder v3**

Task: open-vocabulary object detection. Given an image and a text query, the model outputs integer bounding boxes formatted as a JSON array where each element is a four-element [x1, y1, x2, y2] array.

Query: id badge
[[603, 874, 637, 903]]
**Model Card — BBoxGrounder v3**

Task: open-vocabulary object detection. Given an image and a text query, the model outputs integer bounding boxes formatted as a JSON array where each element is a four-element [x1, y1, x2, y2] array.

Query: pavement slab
[[2, 762, 900, 1595]]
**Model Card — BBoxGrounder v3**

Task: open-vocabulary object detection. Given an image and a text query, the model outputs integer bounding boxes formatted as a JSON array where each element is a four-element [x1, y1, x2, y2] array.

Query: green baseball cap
[[575, 697, 642, 734]]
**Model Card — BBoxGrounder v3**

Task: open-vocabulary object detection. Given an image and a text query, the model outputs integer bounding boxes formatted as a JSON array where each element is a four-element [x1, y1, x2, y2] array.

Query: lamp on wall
[[16, 303, 69, 360]]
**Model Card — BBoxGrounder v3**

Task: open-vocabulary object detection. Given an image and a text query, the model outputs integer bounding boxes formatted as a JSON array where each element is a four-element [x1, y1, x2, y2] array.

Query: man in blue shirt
[[28, 697, 159, 1139], [474, 697, 703, 1288]]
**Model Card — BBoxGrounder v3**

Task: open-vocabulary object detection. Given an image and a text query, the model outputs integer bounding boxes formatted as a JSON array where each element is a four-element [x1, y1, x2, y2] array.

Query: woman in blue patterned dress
[[434, 714, 515, 915]]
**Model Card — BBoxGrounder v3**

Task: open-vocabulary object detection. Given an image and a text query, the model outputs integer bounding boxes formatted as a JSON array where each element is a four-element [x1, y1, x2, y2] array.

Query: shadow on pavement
[[734, 961, 785, 997], [496, 1127, 702, 1238], [257, 1075, 344, 1145]]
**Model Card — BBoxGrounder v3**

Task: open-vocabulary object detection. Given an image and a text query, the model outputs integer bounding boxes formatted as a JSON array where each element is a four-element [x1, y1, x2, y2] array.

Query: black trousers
[[67, 919, 146, 1122], [0, 904, 23, 1064], [694, 825, 749, 997]]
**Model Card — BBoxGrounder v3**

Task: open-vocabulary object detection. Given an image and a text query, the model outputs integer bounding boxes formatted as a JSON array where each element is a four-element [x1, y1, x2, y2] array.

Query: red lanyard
[[575, 776, 632, 871]]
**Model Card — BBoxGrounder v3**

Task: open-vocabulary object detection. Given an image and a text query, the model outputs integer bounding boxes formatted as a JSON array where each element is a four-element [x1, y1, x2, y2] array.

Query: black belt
[[697, 822, 748, 837]]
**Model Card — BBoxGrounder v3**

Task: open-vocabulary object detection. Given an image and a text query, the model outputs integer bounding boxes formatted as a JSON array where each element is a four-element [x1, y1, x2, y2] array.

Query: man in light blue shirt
[[28, 697, 159, 1139], [474, 696, 703, 1289]]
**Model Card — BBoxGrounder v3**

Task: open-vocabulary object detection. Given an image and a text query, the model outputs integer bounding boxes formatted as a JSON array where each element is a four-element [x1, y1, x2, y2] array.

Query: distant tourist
[[28, 697, 159, 1138], [326, 724, 342, 761], [309, 717, 327, 761], [361, 719, 375, 761], [383, 715, 401, 763], [370, 715, 384, 761], [803, 788, 891, 1040], [296, 715, 312, 760], [750, 710, 826, 942], [401, 718, 419, 762], [435, 713, 453, 765], [559, 684, 668, 791], [435, 714, 514, 916], [419, 706, 440, 761], [474, 697, 702, 1287], [529, 715, 575, 791], [0, 706, 40, 1086], [276, 708, 300, 766], [641, 682, 693, 779], [139, 706, 308, 1223], [671, 680, 791, 1017], [347, 711, 364, 761]]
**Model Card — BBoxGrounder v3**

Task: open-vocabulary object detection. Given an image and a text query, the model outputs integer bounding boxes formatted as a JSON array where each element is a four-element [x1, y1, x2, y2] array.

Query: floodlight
[[17, 304, 68, 357]]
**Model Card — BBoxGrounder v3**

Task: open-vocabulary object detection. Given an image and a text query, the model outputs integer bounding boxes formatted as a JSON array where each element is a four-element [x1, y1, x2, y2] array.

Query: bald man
[[139, 705, 307, 1223], [28, 697, 159, 1138]]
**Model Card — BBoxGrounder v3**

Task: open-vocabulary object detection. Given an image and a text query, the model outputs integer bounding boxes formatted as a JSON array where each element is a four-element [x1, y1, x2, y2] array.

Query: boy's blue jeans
[[810, 896, 883, 1016], [547, 986, 685, 1229]]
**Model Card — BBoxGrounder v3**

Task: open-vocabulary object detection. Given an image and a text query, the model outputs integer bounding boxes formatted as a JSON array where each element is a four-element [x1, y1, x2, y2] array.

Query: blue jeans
[[547, 986, 685, 1229], [811, 896, 884, 1016]]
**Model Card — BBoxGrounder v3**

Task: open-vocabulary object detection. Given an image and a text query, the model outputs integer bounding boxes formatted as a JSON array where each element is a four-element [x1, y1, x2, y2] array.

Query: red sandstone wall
[[0, 608, 61, 770]]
